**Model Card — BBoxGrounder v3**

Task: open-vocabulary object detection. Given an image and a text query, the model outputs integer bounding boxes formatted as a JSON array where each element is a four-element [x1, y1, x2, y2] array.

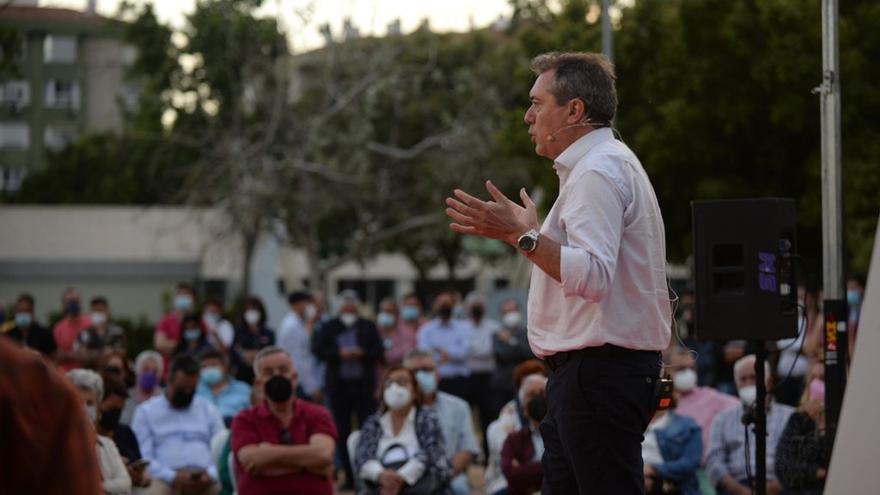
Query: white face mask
[[244, 309, 261, 326], [502, 311, 522, 328], [90, 311, 107, 327], [738, 384, 757, 406], [383, 383, 412, 411], [304, 304, 318, 321], [340, 313, 358, 327], [85, 404, 97, 423], [673, 369, 698, 393]]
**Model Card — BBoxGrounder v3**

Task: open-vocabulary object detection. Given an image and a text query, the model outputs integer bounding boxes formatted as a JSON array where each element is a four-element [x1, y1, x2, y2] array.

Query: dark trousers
[[541, 346, 661, 495], [468, 371, 494, 461], [439, 375, 470, 401], [331, 380, 377, 487]]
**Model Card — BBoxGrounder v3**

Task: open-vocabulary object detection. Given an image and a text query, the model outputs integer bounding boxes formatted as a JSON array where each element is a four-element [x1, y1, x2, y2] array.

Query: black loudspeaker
[[691, 198, 798, 341]]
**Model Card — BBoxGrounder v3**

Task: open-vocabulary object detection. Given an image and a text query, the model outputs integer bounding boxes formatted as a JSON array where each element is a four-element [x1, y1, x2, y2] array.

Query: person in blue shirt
[[415, 291, 472, 401], [641, 398, 703, 495], [196, 348, 251, 426]]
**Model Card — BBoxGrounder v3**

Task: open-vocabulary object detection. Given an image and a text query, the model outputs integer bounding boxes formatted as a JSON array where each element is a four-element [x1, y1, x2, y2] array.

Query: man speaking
[[445, 52, 671, 494]]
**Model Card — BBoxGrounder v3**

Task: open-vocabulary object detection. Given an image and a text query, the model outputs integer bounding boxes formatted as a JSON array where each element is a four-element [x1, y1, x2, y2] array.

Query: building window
[[0, 81, 31, 111], [0, 122, 29, 149], [0, 167, 27, 192], [44, 80, 81, 110], [43, 35, 78, 64], [44, 126, 78, 152]]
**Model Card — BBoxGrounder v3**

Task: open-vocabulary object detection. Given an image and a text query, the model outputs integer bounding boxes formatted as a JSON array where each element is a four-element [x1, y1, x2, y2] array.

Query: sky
[[39, 0, 515, 51]]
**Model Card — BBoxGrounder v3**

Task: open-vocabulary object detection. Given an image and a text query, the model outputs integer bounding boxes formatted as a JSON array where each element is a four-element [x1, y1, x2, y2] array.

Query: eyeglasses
[[280, 429, 292, 445]]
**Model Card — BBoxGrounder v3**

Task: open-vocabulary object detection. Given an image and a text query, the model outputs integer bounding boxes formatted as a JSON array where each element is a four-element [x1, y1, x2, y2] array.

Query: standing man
[[75, 296, 126, 369], [277, 291, 323, 401], [53, 287, 92, 370], [416, 292, 472, 401], [445, 52, 671, 494], [154, 283, 197, 366], [2, 293, 56, 358]]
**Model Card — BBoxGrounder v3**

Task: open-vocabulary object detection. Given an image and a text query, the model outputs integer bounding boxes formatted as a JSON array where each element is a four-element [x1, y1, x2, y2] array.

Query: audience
[[417, 291, 472, 401], [232, 295, 276, 385], [464, 293, 502, 457], [354, 365, 452, 494], [491, 299, 533, 417], [404, 349, 480, 495], [196, 348, 252, 425], [500, 373, 547, 495], [75, 296, 126, 369], [53, 287, 93, 370], [173, 314, 214, 359], [641, 396, 702, 495], [132, 355, 225, 495], [2, 292, 56, 357], [775, 357, 828, 495], [154, 283, 197, 364], [312, 290, 383, 490], [666, 346, 738, 464], [67, 368, 133, 495], [202, 298, 235, 355], [0, 338, 102, 495], [706, 354, 794, 495], [231, 346, 337, 495], [400, 293, 426, 331], [377, 296, 417, 371], [99, 373, 152, 490], [277, 291, 322, 399]]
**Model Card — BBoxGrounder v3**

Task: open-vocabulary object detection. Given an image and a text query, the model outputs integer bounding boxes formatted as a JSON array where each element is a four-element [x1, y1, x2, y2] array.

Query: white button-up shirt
[[527, 127, 671, 356]]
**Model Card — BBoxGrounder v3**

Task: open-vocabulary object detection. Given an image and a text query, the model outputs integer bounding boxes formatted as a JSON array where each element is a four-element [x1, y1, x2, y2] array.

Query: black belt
[[544, 344, 661, 372]]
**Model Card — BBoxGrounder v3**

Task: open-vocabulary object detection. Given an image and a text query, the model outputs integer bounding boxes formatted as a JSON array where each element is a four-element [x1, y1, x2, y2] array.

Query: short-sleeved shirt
[[155, 312, 182, 343], [232, 400, 338, 495], [4, 323, 57, 357]]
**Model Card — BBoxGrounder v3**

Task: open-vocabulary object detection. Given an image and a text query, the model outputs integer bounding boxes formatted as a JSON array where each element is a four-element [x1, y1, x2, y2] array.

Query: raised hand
[[445, 180, 539, 246]]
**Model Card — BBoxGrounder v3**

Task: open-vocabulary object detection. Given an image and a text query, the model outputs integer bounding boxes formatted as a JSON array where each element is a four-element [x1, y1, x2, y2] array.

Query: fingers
[[520, 187, 536, 209], [449, 223, 479, 235], [445, 196, 480, 218], [445, 207, 475, 226], [453, 188, 489, 210]]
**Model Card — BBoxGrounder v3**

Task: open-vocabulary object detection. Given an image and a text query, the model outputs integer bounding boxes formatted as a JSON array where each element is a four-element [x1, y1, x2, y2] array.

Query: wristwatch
[[517, 229, 540, 253]]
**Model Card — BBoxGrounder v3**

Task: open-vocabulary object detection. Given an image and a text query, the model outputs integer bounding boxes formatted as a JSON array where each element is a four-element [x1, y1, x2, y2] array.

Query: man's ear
[[567, 98, 588, 123]]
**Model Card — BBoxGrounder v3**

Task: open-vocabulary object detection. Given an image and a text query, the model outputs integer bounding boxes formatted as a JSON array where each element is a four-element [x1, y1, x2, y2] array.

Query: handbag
[[361, 443, 444, 495]]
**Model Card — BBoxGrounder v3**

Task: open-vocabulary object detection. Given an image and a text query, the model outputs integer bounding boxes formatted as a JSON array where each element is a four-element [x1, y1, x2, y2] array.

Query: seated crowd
[[0, 281, 858, 494]]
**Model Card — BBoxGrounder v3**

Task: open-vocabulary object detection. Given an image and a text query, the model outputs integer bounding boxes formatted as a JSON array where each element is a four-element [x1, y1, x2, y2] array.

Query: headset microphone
[[546, 121, 603, 142]]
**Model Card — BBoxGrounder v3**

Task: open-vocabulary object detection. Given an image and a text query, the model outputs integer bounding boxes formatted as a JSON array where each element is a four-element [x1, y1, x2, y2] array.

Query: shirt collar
[[553, 127, 615, 172], [380, 406, 417, 429]]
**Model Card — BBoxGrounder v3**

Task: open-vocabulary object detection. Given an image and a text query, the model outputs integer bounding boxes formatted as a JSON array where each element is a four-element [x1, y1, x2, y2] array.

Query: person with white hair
[[312, 289, 383, 490], [120, 350, 164, 425], [500, 373, 548, 495], [67, 368, 132, 495], [706, 354, 794, 495]]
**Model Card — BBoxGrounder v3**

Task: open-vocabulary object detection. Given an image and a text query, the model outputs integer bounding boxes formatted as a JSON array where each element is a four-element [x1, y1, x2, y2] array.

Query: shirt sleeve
[[397, 458, 427, 486], [132, 407, 176, 484], [558, 169, 626, 302], [101, 439, 133, 494], [360, 460, 385, 482], [705, 411, 731, 486], [307, 404, 339, 442], [458, 401, 481, 456], [231, 411, 261, 455]]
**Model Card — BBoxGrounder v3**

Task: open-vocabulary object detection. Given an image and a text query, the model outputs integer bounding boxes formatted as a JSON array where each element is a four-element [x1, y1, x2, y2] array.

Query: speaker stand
[[746, 340, 768, 495]]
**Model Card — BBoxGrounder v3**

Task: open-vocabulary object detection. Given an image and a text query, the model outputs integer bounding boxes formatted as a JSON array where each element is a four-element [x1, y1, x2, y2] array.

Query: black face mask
[[170, 388, 196, 409], [437, 305, 452, 321], [265, 375, 294, 403], [527, 395, 547, 423], [99, 407, 123, 430], [470, 306, 484, 320]]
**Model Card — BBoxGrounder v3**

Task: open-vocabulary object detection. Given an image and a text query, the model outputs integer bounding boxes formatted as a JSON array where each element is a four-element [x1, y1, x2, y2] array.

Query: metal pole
[[815, 0, 846, 454], [601, 0, 614, 63], [754, 341, 767, 495]]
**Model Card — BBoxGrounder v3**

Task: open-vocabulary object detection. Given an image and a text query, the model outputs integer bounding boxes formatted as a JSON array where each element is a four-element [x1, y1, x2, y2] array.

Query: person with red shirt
[[154, 283, 197, 370], [53, 287, 92, 370], [232, 346, 337, 495]]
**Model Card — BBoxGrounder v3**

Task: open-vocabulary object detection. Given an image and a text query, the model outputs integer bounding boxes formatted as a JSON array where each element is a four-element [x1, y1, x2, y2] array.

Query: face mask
[[99, 407, 122, 430], [401, 305, 420, 322], [139, 371, 158, 392], [90, 311, 107, 327], [203, 312, 219, 326], [174, 294, 194, 311], [437, 305, 452, 321], [200, 366, 224, 386], [383, 383, 412, 411], [377, 312, 397, 328], [66, 301, 81, 316], [14, 312, 32, 328], [809, 378, 825, 404], [470, 306, 484, 320], [340, 313, 358, 327], [502, 311, 522, 328], [674, 369, 698, 393], [85, 405, 98, 423], [184, 328, 202, 341], [304, 304, 318, 321], [415, 370, 438, 395], [244, 309, 261, 326], [264, 374, 294, 403], [847, 289, 861, 307], [527, 395, 547, 422], [738, 384, 757, 406], [170, 388, 196, 409]]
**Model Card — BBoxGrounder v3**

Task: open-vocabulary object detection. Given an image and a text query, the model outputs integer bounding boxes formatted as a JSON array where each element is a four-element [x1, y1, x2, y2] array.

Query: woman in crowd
[[67, 369, 132, 495], [500, 373, 548, 495], [354, 366, 451, 495], [232, 296, 275, 385], [775, 357, 828, 495], [98, 373, 151, 491], [641, 396, 702, 495], [122, 350, 164, 425], [99, 350, 135, 389], [378, 297, 417, 372], [173, 314, 213, 359]]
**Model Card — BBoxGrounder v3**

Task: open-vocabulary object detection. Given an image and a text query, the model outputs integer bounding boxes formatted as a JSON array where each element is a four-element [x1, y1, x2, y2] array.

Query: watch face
[[518, 235, 536, 251]]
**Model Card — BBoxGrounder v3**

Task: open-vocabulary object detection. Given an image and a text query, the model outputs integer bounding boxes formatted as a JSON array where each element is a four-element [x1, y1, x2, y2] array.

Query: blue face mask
[[847, 289, 861, 307], [415, 370, 438, 395], [175, 295, 194, 311], [377, 312, 397, 328], [184, 328, 202, 341], [15, 312, 32, 328], [200, 366, 224, 386], [401, 306, 420, 322]]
